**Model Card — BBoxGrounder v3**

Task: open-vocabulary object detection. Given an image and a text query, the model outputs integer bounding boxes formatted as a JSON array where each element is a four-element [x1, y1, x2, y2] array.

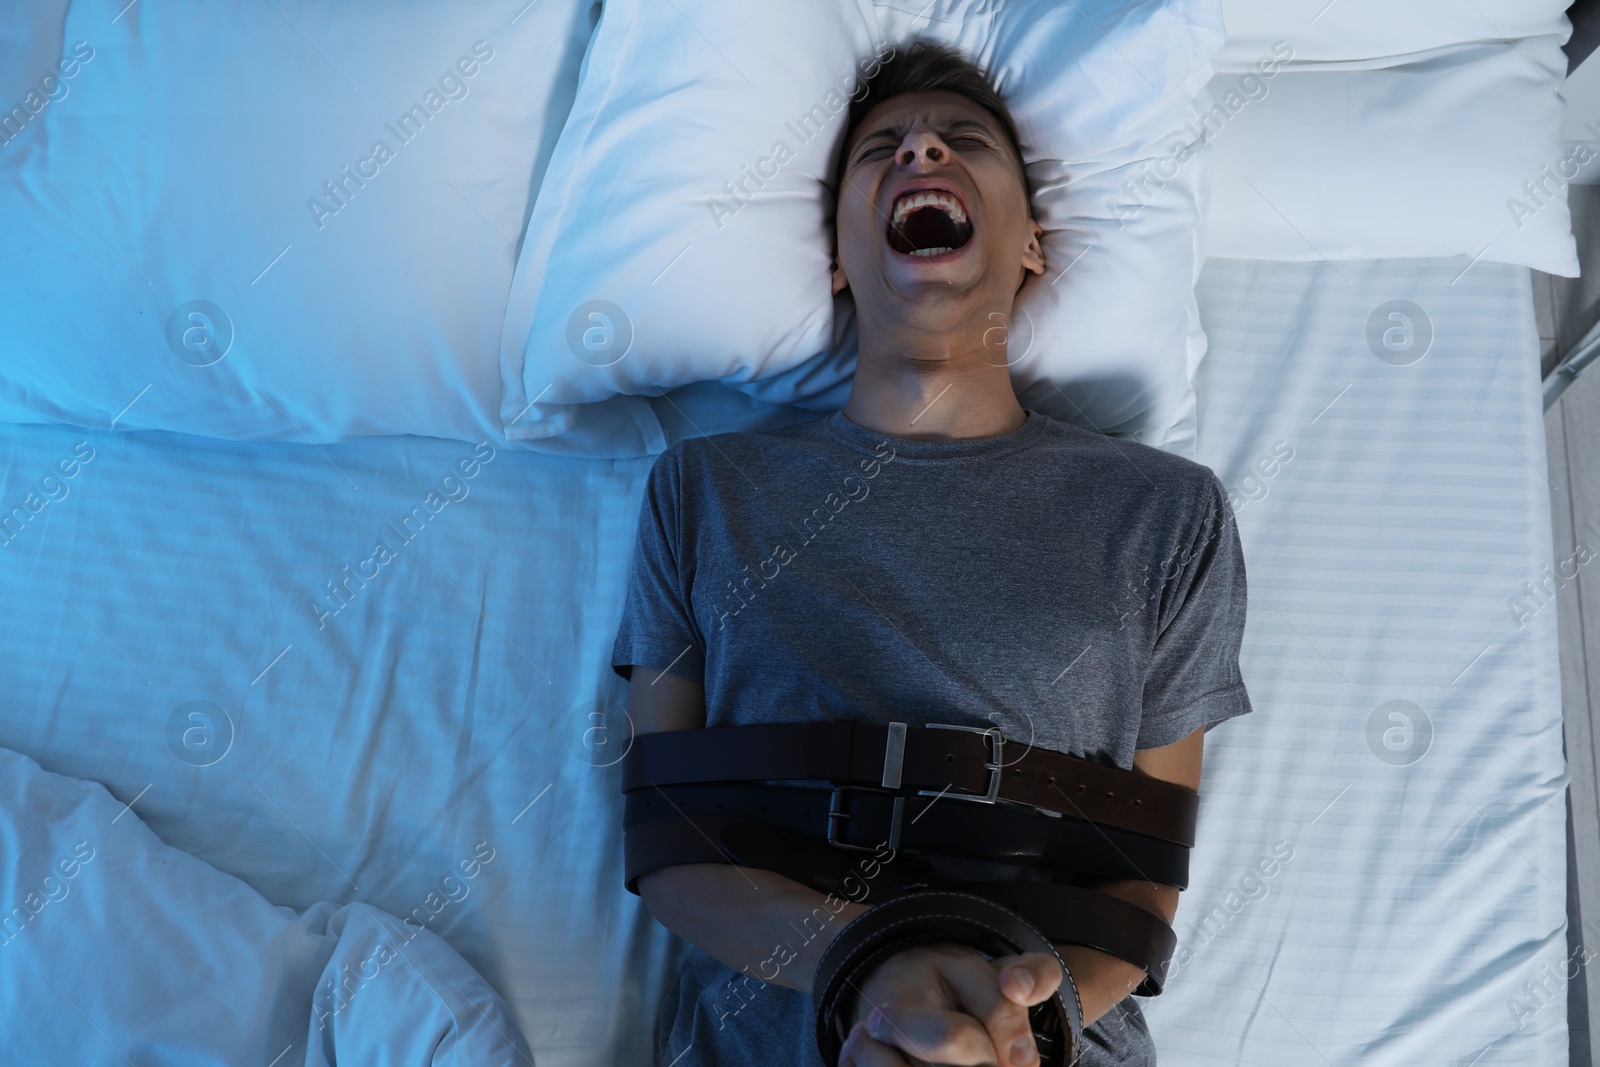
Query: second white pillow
[[1205, 39, 1580, 277], [1213, 0, 1571, 71]]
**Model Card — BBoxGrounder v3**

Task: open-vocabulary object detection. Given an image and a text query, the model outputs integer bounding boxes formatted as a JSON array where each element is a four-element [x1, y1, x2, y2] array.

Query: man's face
[[831, 89, 1045, 333]]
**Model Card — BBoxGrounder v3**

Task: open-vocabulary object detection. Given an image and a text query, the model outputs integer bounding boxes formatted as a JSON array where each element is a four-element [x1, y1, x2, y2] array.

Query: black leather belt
[[624, 812, 1177, 997], [813, 890, 1083, 1067], [625, 782, 1190, 888], [623, 720, 1199, 847]]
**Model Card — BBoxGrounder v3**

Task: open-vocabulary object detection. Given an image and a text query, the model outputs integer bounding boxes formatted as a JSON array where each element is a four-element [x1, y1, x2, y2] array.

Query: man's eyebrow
[[851, 116, 998, 158]]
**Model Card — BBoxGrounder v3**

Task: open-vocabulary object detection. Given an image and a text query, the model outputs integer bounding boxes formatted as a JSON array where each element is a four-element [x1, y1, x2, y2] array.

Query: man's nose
[[896, 130, 949, 167]]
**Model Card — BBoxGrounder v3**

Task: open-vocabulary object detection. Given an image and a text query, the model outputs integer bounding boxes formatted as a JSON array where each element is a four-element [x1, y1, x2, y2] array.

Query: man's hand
[[836, 943, 1064, 1067]]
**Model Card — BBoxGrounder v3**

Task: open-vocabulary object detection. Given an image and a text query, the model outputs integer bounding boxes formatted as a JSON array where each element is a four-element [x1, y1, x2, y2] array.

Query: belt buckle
[[826, 787, 904, 852], [917, 722, 1005, 804], [827, 721, 912, 852], [826, 720, 1003, 852]]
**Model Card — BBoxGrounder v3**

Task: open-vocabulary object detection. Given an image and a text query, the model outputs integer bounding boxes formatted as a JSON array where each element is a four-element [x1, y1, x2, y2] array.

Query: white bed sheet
[[0, 388, 806, 1066], [0, 256, 1567, 1066]]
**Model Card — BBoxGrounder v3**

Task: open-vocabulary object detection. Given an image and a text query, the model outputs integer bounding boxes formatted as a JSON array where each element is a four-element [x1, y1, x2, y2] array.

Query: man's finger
[[863, 1002, 1000, 1066], [839, 1020, 920, 1067], [935, 952, 1056, 1067], [990, 952, 1066, 1007]]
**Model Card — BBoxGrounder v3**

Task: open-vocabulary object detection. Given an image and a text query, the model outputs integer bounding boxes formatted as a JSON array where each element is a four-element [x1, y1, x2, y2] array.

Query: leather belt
[[624, 812, 1177, 998], [812, 890, 1082, 1067], [625, 783, 1190, 888], [622, 720, 1199, 847]]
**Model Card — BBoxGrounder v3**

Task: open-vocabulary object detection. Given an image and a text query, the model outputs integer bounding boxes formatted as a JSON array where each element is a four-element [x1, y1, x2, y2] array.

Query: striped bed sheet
[[1146, 257, 1569, 1066]]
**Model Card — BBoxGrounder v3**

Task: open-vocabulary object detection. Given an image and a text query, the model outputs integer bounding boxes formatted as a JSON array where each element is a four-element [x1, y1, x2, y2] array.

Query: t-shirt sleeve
[[611, 446, 707, 686], [1137, 472, 1254, 750]]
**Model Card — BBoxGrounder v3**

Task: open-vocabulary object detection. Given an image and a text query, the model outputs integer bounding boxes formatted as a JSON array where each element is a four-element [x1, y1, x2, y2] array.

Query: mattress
[[0, 256, 1566, 1066], [1147, 257, 1569, 1065]]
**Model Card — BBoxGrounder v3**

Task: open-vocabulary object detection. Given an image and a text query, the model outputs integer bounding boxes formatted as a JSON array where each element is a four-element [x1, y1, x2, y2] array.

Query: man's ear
[[1015, 217, 1046, 294], [1023, 217, 1046, 277], [831, 258, 849, 296]]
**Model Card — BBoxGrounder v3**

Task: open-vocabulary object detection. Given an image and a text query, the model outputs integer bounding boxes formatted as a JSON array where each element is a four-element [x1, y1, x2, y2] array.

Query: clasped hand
[[836, 943, 1065, 1067]]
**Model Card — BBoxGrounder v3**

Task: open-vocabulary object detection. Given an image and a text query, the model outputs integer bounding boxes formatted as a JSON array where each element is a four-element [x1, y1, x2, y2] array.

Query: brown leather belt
[[621, 720, 1199, 847]]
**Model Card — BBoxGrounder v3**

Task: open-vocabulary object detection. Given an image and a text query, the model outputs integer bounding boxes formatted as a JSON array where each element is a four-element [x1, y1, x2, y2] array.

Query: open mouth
[[886, 190, 974, 258]]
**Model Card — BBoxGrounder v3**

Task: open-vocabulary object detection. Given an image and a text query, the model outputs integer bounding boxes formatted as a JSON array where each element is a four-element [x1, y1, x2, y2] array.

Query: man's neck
[[841, 331, 1028, 443]]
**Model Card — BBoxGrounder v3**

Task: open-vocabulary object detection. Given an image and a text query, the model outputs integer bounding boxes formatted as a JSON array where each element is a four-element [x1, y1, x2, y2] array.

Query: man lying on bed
[[612, 39, 1253, 1067]]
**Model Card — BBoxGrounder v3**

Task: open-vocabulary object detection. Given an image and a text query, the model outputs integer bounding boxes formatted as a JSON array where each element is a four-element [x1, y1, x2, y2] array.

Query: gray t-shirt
[[612, 407, 1253, 1066]]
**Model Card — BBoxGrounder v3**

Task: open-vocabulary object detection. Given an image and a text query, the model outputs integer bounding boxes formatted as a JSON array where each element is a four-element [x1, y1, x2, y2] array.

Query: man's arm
[[625, 666, 871, 995], [1054, 724, 1204, 1028]]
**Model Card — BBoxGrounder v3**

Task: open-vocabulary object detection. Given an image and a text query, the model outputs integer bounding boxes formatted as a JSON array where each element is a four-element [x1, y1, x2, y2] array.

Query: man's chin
[[874, 283, 996, 336]]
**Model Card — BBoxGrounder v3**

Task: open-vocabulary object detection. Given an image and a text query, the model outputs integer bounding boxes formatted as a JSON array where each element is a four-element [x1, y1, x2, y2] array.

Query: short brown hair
[[831, 39, 1032, 215]]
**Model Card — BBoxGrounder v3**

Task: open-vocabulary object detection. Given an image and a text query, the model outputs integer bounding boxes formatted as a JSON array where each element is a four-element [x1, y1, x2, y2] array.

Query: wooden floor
[[1534, 184, 1600, 1067]]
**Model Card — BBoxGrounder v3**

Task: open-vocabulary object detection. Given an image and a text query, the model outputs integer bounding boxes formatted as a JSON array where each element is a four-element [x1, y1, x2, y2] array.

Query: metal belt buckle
[[825, 721, 911, 853], [826, 786, 904, 853], [917, 722, 1004, 804]]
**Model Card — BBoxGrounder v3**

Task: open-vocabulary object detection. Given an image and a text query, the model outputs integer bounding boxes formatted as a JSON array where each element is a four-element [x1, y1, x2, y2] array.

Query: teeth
[[891, 190, 966, 227], [909, 246, 953, 257]]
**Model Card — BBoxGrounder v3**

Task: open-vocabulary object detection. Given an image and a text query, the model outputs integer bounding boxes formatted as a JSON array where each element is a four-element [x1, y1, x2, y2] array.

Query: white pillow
[[1205, 39, 1580, 277], [500, 0, 1224, 455], [497, 0, 880, 442], [0, 0, 597, 442], [0, 745, 531, 1064], [1213, 0, 1571, 70]]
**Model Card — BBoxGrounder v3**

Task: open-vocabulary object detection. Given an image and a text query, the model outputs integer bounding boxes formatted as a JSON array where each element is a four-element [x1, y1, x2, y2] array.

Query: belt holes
[[1047, 776, 1056, 785], [1105, 791, 1115, 800], [946, 754, 955, 763], [1076, 784, 1086, 794], [1132, 799, 1142, 807]]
